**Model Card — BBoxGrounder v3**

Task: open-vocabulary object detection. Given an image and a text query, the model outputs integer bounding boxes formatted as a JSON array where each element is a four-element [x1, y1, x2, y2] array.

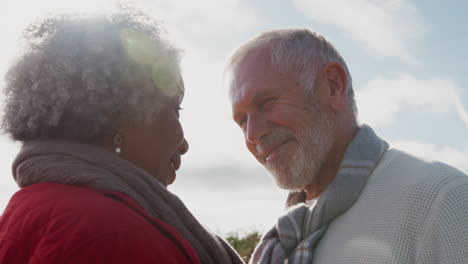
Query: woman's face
[[120, 95, 189, 186]]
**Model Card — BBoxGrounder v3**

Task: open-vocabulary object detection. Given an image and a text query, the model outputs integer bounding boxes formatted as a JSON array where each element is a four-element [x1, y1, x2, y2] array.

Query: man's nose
[[245, 114, 268, 145]]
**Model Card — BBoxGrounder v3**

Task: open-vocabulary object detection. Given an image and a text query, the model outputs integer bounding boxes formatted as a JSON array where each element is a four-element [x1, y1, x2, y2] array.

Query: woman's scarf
[[250, 125, 389, 264], [13, 139, 243, 264]]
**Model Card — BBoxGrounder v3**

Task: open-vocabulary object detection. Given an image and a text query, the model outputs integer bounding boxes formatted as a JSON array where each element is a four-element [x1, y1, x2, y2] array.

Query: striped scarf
[[250, 125, 389, 264]]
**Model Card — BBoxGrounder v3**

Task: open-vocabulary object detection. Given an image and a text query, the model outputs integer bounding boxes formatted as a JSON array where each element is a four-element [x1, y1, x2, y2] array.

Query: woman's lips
[[166, 156, 181, 186], [170, 156, 181, 171]]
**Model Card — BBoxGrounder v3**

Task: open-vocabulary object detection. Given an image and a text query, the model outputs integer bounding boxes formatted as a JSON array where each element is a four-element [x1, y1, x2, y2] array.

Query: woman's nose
[[179, 138, 189, 155]]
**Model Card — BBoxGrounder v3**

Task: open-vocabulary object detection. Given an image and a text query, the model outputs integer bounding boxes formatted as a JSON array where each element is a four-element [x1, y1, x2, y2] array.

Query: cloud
[[174, 184, 286, 234], [356, 74, 468, 128], [141, 0, 257, 45], [170, 165, 288, 233], [454, 95, 468, 127], [172, 165, 274, 191], [392, 140, 468, 173], [293, 0, 425, 63]]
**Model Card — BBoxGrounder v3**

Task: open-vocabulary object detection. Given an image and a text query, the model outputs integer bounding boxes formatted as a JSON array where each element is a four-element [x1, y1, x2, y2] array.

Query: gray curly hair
[[227, 29, 357, 116], [2, 8, 183, 142]]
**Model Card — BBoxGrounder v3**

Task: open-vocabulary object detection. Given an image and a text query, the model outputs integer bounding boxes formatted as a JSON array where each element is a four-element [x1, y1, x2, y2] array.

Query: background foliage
[[226, 231, 261, 263]]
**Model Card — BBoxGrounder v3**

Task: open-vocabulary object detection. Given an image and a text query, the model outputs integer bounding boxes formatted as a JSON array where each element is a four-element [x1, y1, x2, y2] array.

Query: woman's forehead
[[166, 85, 184, 104]]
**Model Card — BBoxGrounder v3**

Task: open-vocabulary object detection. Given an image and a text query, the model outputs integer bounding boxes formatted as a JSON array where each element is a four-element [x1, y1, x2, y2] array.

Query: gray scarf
[[250, 125, 389, 264], [13, 140, 243, 264]]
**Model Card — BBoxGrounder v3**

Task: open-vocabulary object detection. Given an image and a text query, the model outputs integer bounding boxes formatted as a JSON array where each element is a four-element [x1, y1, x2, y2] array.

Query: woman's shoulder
[[1, 183, 137, 252], [4, 183, 138, 226], [1, 183, 200, 264], [3, 183, 159, 235]]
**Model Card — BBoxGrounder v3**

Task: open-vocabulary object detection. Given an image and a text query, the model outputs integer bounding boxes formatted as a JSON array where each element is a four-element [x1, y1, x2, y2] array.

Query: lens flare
[[120, 28, 182, 97]]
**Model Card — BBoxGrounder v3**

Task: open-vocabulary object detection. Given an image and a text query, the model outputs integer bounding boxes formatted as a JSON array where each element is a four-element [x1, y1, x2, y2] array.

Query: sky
[[0, 0, 467, 235]]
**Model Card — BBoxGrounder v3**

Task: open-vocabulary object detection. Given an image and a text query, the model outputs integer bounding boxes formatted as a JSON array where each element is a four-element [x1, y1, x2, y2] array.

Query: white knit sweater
[[313, 148, 468, 263]]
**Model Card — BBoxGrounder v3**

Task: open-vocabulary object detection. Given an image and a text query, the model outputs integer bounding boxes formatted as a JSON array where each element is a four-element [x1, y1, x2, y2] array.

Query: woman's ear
[[90, 131, 119, 154]]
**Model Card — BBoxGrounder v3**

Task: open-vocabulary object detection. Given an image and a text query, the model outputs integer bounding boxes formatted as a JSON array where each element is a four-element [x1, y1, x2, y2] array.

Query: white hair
[[227, 29, 357, 116], [2, 9, 183, 142]]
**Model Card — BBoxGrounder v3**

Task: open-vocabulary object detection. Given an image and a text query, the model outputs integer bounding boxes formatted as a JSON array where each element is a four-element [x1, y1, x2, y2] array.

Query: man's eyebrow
[[248, 91, 271, 105]]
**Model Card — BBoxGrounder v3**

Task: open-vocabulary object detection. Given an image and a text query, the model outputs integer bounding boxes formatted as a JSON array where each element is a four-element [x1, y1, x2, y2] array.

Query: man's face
[[230, 50, 336, 190]]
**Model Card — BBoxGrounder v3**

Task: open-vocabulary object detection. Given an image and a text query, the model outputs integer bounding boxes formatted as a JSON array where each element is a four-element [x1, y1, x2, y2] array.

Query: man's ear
[[321, 62, 348, 112]]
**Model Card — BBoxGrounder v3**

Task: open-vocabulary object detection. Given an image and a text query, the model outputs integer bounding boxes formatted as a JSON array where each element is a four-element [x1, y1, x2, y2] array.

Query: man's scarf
[[250, 125, 389, 264], [12, 140, 243, 264]]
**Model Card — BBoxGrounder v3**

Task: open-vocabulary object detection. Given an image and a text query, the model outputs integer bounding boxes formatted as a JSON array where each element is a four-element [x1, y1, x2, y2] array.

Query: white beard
[[262, 109, 336, 190]]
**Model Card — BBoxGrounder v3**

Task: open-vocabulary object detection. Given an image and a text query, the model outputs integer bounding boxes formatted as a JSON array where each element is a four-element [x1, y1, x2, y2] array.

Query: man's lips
[[259, 139, 292, 163]]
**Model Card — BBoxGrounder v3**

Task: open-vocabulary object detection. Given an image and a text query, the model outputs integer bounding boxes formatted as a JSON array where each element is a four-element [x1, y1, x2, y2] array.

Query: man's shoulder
[[365, 147, 468, 209], [378, 148, 467, 183]]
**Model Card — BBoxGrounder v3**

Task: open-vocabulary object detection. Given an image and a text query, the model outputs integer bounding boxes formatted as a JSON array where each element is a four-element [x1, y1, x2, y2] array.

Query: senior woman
[[0, 10, 243, 264]]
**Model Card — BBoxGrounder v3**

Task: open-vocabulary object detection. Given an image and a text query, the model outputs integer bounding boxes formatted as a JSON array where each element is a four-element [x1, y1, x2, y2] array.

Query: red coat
[[0, 183, 201, 264]]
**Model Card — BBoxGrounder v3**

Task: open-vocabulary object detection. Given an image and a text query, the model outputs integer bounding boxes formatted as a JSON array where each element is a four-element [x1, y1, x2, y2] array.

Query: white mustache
[[257, 129, 294, 155]]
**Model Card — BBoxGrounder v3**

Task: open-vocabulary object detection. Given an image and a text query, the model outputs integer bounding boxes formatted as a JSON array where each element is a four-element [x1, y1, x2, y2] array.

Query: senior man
[[228, 29, 468, 264]]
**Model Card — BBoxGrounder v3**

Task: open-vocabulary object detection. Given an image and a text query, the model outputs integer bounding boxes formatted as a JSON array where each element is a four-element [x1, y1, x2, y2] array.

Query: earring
[[114, 133, 122, 154]]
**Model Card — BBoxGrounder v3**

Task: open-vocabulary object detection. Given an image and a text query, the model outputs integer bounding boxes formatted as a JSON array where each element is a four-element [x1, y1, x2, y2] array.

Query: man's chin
[[269, 171, 307, 190], [275, 179, 307, 191]]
